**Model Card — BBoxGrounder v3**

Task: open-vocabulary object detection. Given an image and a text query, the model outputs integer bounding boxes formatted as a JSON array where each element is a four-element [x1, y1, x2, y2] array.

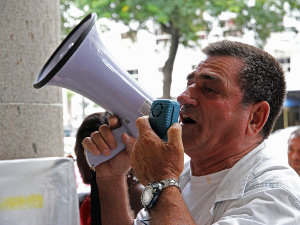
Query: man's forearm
[[150, 186, 196, 225], [97, 175, 134, 225]]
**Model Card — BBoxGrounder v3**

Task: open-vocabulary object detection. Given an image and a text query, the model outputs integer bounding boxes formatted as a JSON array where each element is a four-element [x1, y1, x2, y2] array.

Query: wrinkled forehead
[[187, 55, 244, 81]]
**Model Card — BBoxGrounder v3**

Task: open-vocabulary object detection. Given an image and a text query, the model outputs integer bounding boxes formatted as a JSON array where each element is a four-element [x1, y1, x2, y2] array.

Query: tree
[[61, 0, 300, 99], [61, 0, 86, 39]]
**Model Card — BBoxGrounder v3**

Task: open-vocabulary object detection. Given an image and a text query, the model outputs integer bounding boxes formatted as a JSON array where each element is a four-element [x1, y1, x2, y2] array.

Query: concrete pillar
[[0, 0, 64, 159]]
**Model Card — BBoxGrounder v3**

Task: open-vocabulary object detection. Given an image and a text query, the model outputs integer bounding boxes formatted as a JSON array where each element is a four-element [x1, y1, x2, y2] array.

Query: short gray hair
[[203, 40, 286, 139]]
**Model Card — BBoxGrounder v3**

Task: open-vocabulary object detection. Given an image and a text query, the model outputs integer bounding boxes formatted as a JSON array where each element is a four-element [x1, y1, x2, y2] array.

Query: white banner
[[0, 157, 80, 225]]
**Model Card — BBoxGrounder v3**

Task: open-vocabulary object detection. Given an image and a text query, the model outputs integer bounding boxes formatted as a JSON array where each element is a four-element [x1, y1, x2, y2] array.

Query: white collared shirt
[[181, 168, 229, 224], [134, 142, 300, 224]]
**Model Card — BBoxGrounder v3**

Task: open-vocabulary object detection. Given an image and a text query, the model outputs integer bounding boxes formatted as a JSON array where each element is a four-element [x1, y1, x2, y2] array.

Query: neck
[[189, 142, 262, 176]]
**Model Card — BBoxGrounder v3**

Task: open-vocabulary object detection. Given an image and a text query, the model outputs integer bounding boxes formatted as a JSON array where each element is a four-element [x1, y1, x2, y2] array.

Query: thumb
[[122, 133, 136, 155], [136, 116, 153, 136], [167, 123, 183, 148]]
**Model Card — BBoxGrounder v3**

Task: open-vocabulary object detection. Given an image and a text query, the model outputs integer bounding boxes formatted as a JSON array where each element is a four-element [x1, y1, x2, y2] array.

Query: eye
[[203, 86, 218, 93]]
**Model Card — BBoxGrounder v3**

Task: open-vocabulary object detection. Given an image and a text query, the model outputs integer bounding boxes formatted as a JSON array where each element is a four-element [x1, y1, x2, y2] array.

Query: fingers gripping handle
[[85, 125, 128, 168], [85, 100, 180, 168]]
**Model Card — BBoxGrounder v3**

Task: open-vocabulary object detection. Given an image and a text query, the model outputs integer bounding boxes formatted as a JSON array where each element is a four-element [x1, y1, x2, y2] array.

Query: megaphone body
[[34, 13, 156, 167]]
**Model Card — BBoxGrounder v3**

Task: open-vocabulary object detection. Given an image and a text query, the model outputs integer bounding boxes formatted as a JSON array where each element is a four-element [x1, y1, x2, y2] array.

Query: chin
[[182, 138, 196, 152]]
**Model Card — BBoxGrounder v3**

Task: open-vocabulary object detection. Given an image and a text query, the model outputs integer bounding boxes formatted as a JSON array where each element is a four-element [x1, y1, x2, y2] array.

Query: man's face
[[288, 135, 300, 175], [177, 55, 251, 161]]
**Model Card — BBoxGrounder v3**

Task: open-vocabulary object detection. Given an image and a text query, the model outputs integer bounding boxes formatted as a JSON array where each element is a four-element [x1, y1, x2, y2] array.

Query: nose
[[177, 89, 198, 106], [290, 151, 300, 161]]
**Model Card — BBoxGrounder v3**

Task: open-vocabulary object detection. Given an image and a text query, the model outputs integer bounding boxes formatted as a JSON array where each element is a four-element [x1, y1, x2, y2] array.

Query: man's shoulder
[[246, 152, 300, 198]]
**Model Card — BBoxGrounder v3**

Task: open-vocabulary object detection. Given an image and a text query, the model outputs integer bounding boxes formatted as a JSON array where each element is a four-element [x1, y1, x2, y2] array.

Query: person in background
[[288, 127, 300, 176], [83, 40, 300, 225], [75, 112, 143, 225]]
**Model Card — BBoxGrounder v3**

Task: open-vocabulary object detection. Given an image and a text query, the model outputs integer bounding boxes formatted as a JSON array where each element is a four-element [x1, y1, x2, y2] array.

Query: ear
[[246, 101, 270, 136]]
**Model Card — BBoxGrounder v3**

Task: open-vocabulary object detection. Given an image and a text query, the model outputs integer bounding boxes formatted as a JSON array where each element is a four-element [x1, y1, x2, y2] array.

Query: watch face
[[141, 186, 153, 206]]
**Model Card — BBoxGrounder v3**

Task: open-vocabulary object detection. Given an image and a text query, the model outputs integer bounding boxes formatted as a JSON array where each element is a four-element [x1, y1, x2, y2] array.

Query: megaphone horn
[[34, 13, 155, 167]]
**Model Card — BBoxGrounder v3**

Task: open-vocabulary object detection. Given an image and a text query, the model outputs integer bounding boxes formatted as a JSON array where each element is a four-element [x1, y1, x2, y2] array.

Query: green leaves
[[61, 0, 300, 47], [60, 0, 300, 97]]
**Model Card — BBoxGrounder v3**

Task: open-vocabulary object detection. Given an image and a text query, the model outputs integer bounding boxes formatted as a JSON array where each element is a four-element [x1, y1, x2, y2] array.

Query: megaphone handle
[[85, 125, 128, 167]]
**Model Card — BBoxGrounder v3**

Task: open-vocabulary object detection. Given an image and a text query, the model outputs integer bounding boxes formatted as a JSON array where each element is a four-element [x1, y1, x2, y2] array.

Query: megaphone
[[33, 13, 156, 167], [34, 13, 180, 168]]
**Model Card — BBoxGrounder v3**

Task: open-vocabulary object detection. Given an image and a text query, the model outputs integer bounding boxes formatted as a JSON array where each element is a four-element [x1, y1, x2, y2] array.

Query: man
[[83, 40, 300, 224], [288, 128, 300, 176]]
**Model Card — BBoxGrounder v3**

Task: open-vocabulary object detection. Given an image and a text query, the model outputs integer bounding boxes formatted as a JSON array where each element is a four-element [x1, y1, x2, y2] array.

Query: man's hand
[[130, 116, 184, 185], [82, 115, 136, 225], [82, 116, 136, 178]]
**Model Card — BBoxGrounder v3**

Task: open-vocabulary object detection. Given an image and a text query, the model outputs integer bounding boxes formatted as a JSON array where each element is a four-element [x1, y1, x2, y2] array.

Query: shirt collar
[[214, 141, 266, 203]]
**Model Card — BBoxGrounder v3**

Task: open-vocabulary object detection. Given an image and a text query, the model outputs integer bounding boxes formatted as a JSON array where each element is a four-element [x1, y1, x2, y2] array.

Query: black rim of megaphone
[[33, 13, 97, 88]]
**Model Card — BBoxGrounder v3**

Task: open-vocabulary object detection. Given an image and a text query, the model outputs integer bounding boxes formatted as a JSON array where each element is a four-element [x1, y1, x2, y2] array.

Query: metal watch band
[[160, 178, 180, 189], [141, 178, 180, 211]]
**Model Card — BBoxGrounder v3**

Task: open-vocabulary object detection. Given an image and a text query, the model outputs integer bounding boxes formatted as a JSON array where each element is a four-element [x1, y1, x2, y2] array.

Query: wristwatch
[[141, 178, 180, 211]]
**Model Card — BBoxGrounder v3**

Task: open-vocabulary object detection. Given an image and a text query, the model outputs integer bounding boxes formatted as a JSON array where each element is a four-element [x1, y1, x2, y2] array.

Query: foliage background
[[60, 0, 300, 98]]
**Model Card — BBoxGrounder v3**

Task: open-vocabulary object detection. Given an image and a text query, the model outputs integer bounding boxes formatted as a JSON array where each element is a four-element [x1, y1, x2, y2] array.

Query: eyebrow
[[187, 73, 221, 83], [199, 74, 221, 82], [187, 73, 194, 81]]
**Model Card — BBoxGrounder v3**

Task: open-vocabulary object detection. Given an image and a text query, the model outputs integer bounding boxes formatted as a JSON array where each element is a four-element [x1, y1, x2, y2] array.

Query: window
[[121, 31, 137, 41], [277, 57, 291, 73], [156, 38, 169, 45], [127, 69, 139, 81]]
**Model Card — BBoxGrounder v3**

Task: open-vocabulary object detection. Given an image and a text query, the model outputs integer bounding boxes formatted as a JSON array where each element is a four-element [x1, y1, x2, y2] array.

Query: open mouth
[[180, 114, 196, 124]]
